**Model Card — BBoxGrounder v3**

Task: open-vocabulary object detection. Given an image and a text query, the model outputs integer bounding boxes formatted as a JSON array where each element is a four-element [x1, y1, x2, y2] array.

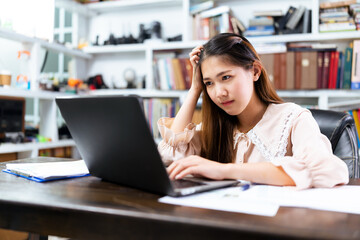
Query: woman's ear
[[252, 61, 262, 81]]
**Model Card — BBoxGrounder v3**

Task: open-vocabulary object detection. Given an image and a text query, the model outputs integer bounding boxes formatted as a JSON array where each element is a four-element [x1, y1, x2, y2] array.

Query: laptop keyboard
[[172, 179, 206, 189]]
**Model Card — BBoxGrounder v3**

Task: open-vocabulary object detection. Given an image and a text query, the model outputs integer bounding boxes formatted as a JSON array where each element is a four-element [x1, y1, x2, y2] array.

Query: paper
[[159, 186, 280, 217], [159, 185, 360, 216], [4, 160, 90, 182], [253, 185, 360, 214]]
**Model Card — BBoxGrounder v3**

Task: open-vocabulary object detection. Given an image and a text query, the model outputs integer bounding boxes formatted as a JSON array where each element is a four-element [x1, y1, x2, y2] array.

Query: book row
[[319, 0, 359, 32], [143, 98, 180, 139], [153, 57, 193, 91], [259, 43, 359, 90]]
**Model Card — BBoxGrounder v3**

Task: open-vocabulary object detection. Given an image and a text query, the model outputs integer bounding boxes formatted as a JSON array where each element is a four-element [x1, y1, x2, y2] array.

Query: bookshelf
[[79, 0, 360, 110], [3, 0, 360, 158]]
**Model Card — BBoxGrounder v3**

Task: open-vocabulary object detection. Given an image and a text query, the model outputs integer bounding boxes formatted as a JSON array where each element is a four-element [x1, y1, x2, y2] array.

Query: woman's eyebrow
[[203, 70, 232, 81]]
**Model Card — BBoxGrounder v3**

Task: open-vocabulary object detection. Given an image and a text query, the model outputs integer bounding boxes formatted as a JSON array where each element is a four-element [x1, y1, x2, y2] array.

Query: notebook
[[3, 160, 90, 182], [55, 95, 237, 197]]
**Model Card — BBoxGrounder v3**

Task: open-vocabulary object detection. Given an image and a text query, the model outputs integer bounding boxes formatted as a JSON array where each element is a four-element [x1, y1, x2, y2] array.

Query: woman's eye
[[204, 81, 212, 86], [222, 75, 231, 80]]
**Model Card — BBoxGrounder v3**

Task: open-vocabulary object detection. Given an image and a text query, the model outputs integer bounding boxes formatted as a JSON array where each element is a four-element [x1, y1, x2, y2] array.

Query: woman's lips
[[221, 100, 234, 106]]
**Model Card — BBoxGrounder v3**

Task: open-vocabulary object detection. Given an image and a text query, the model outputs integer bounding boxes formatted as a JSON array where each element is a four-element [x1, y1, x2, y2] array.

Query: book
[[286, 5, 306, 30], [302, 9, 311, 33], [329, 51, 340, 89], [272, 53, 286, 90], [317, 51, 324, 89], [3, 160, 90, 182], [275, 6, 296, 31], [320, 0, 356, 9], [337, 51, 345, 88], [253, 9, 283, 17], [343, 46, 353, 89], [259, 54, 275, 85], [286, 51, 295, 89], [322, 51, 331, 88], [351, 110, 360, 148], [230, 16, 246, 34], [302, 51, 318, 89], [294, 51, 318, 89], [351, 39, 360, 89]]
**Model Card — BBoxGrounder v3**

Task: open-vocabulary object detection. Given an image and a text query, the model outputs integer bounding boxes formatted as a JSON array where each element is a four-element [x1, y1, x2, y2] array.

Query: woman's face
[[201, 55, 257, 116]]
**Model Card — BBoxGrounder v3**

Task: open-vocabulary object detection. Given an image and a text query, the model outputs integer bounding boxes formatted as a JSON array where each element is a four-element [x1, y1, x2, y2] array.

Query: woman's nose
[[216, 84, 228, 97]]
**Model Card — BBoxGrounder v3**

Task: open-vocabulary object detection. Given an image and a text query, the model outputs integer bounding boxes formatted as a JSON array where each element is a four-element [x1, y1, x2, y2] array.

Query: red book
[[330, 51, 339, 89], [317, 51, 324, 89]]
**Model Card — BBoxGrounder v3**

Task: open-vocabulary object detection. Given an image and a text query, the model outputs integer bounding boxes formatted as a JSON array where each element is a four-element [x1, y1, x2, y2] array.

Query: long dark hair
[[197, 33, 283, 163]]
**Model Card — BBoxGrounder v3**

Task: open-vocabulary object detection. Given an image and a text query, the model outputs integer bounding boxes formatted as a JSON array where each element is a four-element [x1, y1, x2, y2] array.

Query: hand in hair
[[167, 155, 227, 180], [189, 46, 204, 94]]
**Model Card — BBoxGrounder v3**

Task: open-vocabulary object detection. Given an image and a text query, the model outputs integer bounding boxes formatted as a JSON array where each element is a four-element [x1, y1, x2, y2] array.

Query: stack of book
[[350, 3, 360, 29], [245, 16, 276, 37], [319, 0, 357, 32], [191, 1, 245, 40], [275, 5, 311, 34]]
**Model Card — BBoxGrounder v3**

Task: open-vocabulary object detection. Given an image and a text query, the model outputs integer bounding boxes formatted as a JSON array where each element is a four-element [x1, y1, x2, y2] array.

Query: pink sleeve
[[157, 117, 201, 166], [273, 111, 349, 189]]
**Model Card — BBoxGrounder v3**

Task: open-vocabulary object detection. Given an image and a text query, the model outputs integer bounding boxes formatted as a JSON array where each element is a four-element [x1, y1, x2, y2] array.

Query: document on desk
[[159, 185, 360, 216], [159, 186, 280, 217], [3, 160, 90, 182]]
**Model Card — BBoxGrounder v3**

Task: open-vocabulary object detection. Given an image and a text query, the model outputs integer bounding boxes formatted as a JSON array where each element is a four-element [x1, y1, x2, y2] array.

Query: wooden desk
[[0, 158, 359, 240]]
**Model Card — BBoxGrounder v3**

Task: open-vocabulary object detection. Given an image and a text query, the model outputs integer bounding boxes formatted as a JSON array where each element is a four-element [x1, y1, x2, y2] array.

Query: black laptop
[[56, 95, 237, 197]]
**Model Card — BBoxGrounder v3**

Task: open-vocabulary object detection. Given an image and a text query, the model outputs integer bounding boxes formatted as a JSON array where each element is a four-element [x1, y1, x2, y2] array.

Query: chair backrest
[[310, 109, 359, 178]]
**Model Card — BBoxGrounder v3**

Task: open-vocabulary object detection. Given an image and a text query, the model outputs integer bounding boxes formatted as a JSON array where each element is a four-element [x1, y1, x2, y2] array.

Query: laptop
[[56, 95, 237, 197]]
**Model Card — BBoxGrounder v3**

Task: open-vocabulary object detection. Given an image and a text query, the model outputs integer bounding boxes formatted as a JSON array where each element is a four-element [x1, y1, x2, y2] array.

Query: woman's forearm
[[223, 162, 295, 186], [170, 88, 202, 134]]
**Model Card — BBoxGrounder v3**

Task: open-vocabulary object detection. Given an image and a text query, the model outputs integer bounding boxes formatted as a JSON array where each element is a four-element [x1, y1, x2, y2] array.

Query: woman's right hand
[[189, 46, 204, 93]]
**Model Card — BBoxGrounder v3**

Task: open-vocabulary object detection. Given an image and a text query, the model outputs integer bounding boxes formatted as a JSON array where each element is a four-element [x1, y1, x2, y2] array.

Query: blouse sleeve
[[157, 117, 202, 166], [272, 111, 349, 189]]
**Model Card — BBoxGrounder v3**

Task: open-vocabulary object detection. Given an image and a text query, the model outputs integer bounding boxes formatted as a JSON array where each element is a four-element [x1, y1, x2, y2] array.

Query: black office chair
[[310, 109, 359, 178]]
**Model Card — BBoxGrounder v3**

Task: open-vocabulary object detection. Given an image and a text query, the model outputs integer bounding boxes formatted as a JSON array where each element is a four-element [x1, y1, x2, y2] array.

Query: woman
[[157, 33, 348, 189]]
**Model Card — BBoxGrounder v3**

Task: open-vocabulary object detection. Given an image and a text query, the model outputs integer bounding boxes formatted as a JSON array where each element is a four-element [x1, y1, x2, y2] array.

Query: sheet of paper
[[159, 185, 360, 216], [5, 160, 89, 180], [251, 185, 360, 214], [159, 186, 280, 217]]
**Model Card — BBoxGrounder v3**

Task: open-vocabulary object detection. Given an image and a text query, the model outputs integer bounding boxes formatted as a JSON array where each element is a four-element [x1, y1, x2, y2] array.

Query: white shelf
[[278, 89, 360, 98], [82, 31, 360, 55], [0, 140, 76, 154], [86, 0, 183, 13], [83, 44, 147, 54], [0, 28, 92, 59], [0, 87, 74, 100], [247, 32, 360, 44], [88, 89, 187, 98], [83, 40, 207, 54]]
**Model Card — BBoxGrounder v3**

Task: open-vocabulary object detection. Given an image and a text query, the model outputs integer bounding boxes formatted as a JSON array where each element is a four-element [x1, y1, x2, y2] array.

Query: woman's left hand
[[167, 155, 228, 180]]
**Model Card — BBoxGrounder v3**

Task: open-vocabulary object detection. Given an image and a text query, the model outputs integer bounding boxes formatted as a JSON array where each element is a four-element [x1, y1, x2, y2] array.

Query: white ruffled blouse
[[157, 102, 349, 189]]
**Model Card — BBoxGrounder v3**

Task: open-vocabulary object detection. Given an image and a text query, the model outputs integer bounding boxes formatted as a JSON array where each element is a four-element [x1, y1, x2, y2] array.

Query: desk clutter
[[160, 184, 360, 217]]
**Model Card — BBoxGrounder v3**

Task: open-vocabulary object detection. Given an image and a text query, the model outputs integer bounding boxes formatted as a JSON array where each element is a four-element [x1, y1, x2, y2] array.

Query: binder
[[2, 160, 90, 182]]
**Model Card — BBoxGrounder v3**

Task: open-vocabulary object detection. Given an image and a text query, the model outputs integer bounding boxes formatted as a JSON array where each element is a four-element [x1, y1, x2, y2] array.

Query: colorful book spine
[[343, 47, 353, 89], [351, 110, 360, 148], [351, 40, 360, 89]]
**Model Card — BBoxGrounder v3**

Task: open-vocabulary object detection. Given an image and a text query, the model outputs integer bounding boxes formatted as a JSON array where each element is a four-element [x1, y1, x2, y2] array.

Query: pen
[[240, 183, 250, 191]]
